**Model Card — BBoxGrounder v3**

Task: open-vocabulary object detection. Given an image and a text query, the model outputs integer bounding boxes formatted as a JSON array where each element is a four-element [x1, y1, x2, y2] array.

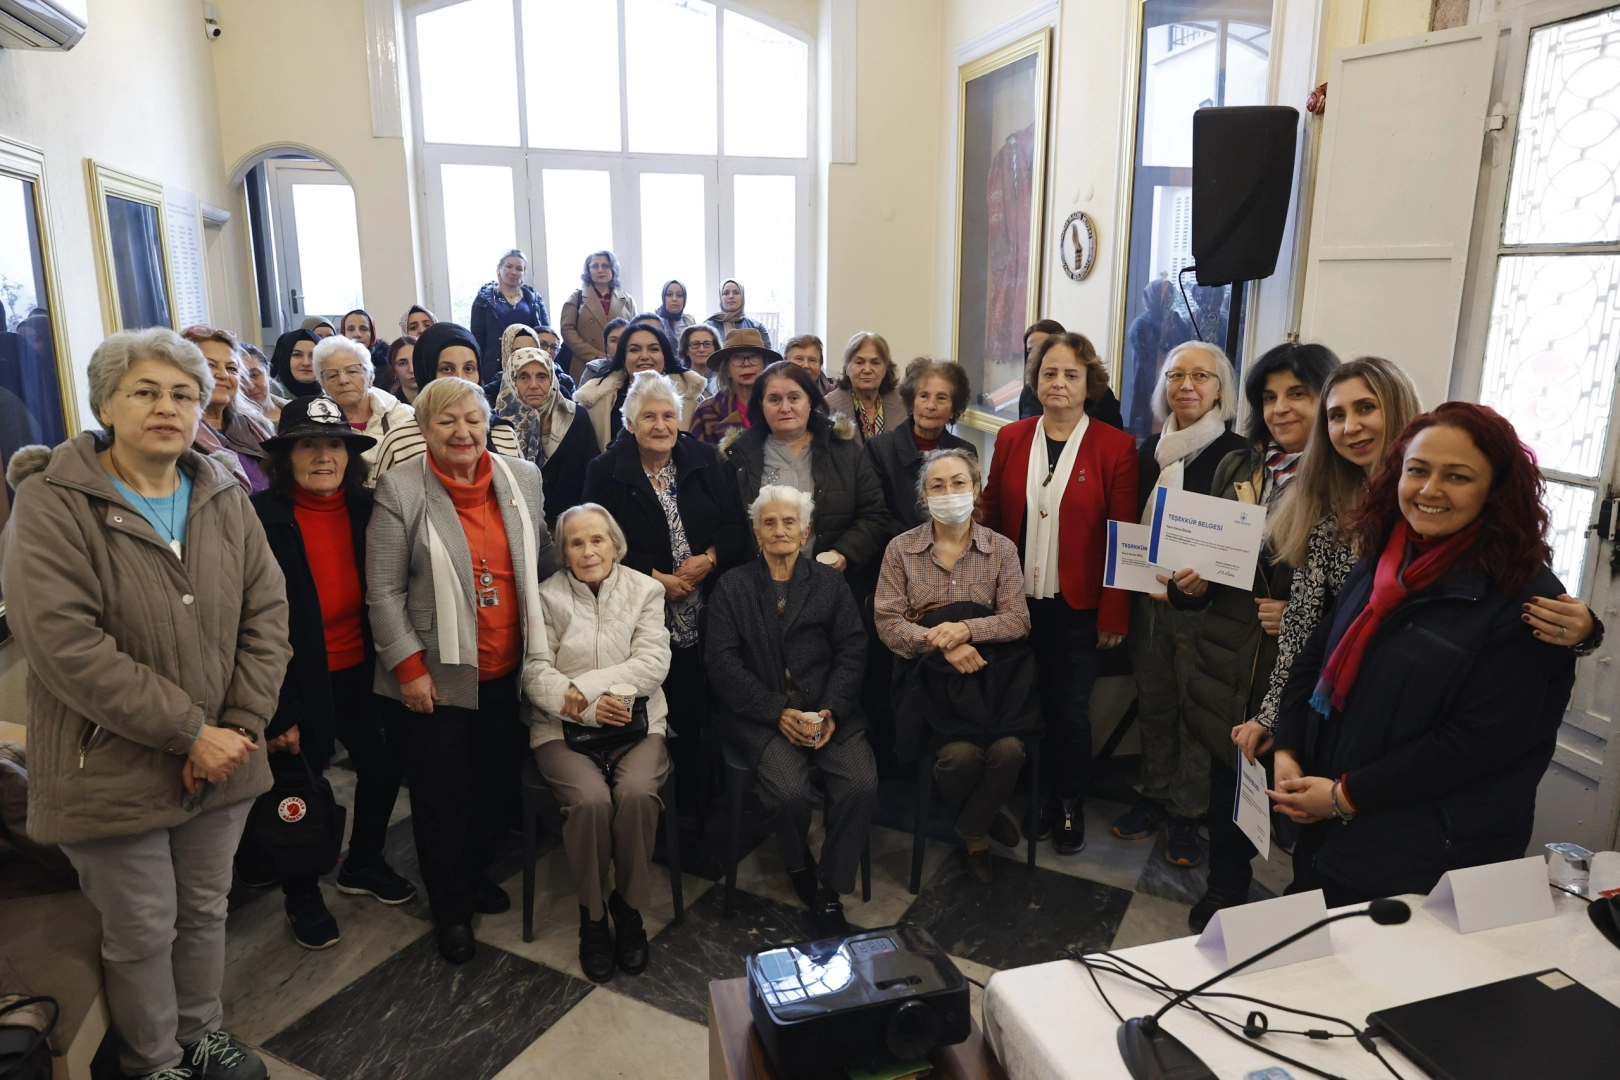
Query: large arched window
[[405, 0, 813, 342]]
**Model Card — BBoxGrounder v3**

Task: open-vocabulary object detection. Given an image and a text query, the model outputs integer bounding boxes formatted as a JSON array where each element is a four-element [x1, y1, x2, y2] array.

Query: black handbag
[[0, 995, 56, 1080], [563, 696, 649, 778], [238, 751, 346, 881]]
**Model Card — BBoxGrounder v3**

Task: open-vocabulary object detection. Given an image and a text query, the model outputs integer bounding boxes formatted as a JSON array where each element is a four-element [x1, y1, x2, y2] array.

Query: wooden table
[[709, 977, 1007, 1080]]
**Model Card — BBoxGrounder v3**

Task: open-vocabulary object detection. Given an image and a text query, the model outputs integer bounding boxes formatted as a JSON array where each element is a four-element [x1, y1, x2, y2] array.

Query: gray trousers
[[1130, 593, 1210, 819], [60, 799, 252, 1076], [534, 735, 670, 921], [756, 731, 877, 895], [935, 737, 1026, 842]]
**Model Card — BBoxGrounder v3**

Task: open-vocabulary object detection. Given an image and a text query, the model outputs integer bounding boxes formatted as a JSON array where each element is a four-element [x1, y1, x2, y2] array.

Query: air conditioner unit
[[0, 0, 88, 50]]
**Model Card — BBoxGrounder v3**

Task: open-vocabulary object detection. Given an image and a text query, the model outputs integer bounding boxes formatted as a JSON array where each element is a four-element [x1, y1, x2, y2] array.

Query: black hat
[[260, 395, 377, 452]]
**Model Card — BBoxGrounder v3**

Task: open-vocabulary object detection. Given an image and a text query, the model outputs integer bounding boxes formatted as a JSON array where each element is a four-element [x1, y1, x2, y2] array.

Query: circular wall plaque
[[1059, 210, 1097, 281]]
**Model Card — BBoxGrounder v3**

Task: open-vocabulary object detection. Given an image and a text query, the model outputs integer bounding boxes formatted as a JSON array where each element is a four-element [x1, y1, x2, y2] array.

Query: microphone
[[1116, 899, 1410, 1080]]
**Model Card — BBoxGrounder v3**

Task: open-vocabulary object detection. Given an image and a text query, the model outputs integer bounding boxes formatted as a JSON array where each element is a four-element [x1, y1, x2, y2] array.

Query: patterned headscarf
[[495, 346, 574, 463]]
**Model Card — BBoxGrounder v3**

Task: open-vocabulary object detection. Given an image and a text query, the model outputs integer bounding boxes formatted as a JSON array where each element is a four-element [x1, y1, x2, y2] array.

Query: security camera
[[204, 22, 223, 39]]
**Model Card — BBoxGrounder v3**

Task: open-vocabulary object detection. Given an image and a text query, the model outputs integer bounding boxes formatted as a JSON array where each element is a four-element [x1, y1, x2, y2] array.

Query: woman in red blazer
[[981, 332, 1138, 855]]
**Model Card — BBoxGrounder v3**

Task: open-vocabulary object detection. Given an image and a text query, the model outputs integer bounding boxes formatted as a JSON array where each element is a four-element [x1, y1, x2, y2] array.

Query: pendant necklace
[[110, 456, 183, 558], [475, 499, 500, 607]]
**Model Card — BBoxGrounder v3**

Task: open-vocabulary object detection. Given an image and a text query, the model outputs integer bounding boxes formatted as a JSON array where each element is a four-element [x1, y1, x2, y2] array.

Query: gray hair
[[555, 502, 628, 562], [913, 446, 982, 507], [88, 327, 214, 424], [748, 484, 814, 529], [412, 376, 491, 426], [1151, 341, 1239, 425], [621, 369, 682, 432], [312, 334, 374, 385]]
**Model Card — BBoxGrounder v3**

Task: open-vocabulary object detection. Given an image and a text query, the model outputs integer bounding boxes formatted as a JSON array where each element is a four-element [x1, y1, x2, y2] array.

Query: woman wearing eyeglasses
[[312, 336, 415, 486]]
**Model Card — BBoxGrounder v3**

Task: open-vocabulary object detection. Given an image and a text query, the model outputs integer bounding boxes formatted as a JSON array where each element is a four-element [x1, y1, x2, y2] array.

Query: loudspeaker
[[1191, 106, 1299, 287]]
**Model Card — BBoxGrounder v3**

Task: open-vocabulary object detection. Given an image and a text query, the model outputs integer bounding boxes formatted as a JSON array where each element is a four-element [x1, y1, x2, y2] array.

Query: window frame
[[85, 159, 179, 335]]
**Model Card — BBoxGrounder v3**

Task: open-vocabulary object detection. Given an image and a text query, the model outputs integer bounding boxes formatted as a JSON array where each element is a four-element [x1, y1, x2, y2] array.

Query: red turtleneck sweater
[[292, 486, 367, 671]]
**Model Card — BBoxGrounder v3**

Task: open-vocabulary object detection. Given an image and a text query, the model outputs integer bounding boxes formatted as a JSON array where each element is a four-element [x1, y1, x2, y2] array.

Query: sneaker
[[181, 1031, 267, 1080], [579, 905, 615, 983], [285, 891, 340, 950], [1165, 817, 1204, 867], [962, 846, 993, 884], [810, 884, 850, 938], [1052, 797, 1086, 854], [1111, 800, 1169, 841], [473, 878, 510, 915], [137, 1068, 197, 1080], [335, 860, 417, 905], [987, 808, 1022, 849], [1189, 884, 1249, 933], [608, 889, 649, 974]]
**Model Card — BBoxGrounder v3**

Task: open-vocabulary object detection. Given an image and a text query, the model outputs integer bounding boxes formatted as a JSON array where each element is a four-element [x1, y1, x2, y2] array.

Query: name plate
[[1423, 855, 1556, 934], [1196, 890, 1331, 974]]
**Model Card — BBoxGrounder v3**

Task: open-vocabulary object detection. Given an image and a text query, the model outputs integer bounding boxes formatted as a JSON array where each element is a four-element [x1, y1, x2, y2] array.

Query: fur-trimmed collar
[[719, 411, 857, 460]]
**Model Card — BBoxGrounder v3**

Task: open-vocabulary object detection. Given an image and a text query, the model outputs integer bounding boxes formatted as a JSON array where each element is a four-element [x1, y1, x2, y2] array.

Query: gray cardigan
[[367, 453, 557, 708]]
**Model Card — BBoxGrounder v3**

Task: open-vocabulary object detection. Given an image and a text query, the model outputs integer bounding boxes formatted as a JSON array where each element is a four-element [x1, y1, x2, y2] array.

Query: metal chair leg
[[521, 781, 538, 944], [910, 753, 933, 894], [662, 769, 684, 924], [861, 836, 872, 902], [1027, 736, 1040, 873], [725, 762, 745, 919]]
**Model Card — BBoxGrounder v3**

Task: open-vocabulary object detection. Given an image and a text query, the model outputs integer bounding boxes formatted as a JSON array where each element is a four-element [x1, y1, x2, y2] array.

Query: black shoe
[[473, 878, 510, 914], [1052, 797, 1086, 854], [962, 846, 993, 885], [1036, 802, 1052, 842], [335, 859, 417, 905], [579, 905, 616, 983], [787, 848, 818, 910], [284, 889, 340, 950], [608, 890, 649, 974], [436, 921, 476, 964], [181, 1031, 267, 1079], [810, 884, 849, 937], [987, 808, 1022, 849], [1189, 884, 1250, 933]]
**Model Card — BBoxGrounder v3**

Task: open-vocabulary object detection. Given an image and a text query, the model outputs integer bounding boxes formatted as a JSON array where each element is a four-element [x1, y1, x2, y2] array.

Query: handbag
[[0, 995, 56, 1080], [564, 696, 649, 779], [237, 751, 346, 881]]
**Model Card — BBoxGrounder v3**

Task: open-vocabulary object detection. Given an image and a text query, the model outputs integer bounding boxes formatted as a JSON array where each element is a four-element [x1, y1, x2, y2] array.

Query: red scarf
[[1310, 517, 1482, 716]]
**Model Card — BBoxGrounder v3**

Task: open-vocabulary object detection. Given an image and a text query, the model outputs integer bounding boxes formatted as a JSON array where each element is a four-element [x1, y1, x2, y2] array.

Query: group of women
[[1, 243, 1605, 1079]]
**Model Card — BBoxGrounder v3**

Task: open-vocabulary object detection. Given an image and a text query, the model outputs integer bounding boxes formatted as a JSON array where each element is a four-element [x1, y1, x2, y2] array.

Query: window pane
[[524, 0, 621, 151], [291, 184, 364, 317], [627, 0, 715, 154], [1479, 254, 1620, 479], [733, 174, 795, 339], [1503, 9, 1620, 245], [640, 173, 708, 316], [723, 12, 807, 157], [441, 164, 517, 327], [542, 169, 614, 312], [1544, 480, 1596, 596], [105, 196, 171, 331], [0, 174, 67, 447], [416, 0, 519, 146]]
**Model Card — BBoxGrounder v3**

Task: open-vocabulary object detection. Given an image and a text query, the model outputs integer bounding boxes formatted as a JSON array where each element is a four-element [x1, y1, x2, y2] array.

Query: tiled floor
[[89, 758, 1296, 1079]]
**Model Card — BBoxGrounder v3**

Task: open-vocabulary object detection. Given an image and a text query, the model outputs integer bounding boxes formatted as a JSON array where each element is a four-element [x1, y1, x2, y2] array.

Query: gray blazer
[[367, 454, 557, 709]]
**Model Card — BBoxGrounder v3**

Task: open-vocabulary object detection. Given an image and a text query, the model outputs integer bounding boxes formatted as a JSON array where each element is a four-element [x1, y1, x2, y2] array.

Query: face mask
[[928, 492, 975, 526]]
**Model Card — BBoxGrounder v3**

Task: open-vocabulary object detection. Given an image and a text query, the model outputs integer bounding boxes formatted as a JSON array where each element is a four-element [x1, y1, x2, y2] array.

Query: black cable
[[961, 973, 986, 990], [1550, 881, 1595, 904], [1177, 265, 1203, 342]]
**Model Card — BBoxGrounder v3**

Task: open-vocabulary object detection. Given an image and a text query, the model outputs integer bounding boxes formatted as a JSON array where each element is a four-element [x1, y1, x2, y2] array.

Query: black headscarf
[[270, 329, 323, 398], [412, 321, 481, 393]]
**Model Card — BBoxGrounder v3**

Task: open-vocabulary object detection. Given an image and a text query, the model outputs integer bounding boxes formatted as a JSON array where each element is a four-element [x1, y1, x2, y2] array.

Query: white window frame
[[403, 0, 815, 333]]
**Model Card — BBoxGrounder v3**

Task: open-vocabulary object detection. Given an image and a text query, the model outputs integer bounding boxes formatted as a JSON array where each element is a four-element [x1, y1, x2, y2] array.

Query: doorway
[[243, 155, 365, 338]]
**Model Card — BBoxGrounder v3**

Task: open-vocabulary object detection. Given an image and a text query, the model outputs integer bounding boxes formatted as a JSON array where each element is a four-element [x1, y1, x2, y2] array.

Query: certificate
[[1234, 751, 1271, 860], [1103, 521, 1165, 594], [1148, 487, 1266, 588]]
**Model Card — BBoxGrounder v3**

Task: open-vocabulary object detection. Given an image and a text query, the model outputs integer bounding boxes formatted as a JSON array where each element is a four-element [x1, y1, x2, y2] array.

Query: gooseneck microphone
[[1117, 899, 1411, 1080]]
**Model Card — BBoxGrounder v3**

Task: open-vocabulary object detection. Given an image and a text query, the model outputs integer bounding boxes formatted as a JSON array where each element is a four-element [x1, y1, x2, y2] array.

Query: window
[[86, 161, 176, 335], [407, 0, 811, 349], [1116, 0, 1272, 438]]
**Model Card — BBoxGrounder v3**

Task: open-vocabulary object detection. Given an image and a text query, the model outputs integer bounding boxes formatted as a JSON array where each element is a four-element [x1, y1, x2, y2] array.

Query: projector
[[746, 924, 971, 1078]]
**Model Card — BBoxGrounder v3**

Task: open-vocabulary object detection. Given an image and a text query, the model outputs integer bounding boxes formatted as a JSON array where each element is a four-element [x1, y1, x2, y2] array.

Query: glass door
[[265, 160, 364, 335]]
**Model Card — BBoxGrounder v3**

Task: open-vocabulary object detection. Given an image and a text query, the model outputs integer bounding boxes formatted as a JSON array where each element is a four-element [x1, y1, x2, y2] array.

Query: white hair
[[748, 484, 814, 528], [1151, 340, 1239, 425], [621, 369, 682, 431], [555, 502, 628, 562], [312, 334, 374, 384]]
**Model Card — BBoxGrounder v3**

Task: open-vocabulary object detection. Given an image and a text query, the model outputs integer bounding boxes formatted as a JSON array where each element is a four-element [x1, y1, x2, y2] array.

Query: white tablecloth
[[981, 893, 1619, 1079]]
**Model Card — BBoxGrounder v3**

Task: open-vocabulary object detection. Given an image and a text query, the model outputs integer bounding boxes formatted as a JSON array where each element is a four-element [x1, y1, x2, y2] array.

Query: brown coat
[[0, 435, 291, 845], [559, 286, 638, 376]]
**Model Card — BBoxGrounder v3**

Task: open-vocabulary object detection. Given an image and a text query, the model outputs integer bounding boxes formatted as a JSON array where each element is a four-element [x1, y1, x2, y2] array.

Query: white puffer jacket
[[521, 563, 672, 748], [358, 387, 414, 482]]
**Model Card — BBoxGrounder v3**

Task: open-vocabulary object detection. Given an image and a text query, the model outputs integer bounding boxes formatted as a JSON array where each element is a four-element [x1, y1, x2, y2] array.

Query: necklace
[[474, 498, 500, 608], [108, 455, 184, 558]]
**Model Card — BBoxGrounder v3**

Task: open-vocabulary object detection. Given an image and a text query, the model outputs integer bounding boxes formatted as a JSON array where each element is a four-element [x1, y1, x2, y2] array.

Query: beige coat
[[559, 286, 638, 376], [574, 368, 709, 453], [0, 435, 291, 845]]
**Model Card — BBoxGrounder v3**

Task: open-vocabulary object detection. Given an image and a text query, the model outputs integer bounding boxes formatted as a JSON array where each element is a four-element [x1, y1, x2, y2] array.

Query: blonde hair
[[412, 376, 490, 426]]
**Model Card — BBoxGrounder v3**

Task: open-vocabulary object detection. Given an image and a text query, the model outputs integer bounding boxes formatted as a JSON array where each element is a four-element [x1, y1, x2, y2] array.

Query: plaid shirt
[[874, 521, 1031, 659]]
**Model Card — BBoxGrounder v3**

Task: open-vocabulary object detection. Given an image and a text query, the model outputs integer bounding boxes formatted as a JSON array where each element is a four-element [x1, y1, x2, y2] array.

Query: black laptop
[[1367, 968, 1620, 1080]]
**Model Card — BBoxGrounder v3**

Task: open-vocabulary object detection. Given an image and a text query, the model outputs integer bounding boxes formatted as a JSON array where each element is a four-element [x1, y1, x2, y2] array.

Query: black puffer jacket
[[862, 417, 974, 538]]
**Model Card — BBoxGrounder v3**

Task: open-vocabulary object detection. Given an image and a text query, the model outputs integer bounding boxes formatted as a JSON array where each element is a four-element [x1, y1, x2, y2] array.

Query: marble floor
[[88, 756, 1294, 1080]]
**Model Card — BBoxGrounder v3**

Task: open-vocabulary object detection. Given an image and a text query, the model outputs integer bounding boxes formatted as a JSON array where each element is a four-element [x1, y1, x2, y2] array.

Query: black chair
[[520, 749, 684, 943], [721, 739, 871, 918], [908, 733, 1041, 893]]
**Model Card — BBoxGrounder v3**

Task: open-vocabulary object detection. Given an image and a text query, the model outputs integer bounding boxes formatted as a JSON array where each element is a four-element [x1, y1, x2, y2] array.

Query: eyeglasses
[[318, 365, 369, 383], [1167, 370, 1217, 386], [118, 384, 203, 409]]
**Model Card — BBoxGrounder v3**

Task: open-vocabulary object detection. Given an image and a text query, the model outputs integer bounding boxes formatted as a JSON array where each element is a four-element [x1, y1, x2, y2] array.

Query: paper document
[[1104, 521, 1165, 593], [1234, 751, 1271, 860], [1148, 487, 1267, 587]]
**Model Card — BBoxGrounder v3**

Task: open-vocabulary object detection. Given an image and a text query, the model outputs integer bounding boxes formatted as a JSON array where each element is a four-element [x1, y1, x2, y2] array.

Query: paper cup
[[608, 683, 638, 711], [815, 551, 840, 565], [801, 710, 824, 739]]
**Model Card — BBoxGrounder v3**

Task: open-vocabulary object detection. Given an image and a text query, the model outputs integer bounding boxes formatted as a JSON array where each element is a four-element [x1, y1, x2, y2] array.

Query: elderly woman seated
[[706, 485, 876, 934], [875, 449, 1042, 884], [523, 504, 672, 985]]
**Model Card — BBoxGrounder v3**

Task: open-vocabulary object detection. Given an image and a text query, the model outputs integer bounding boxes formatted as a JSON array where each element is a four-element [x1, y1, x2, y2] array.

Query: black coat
[[250, 487, 375, 764], [1019, 385, 1125, 431], [1277, 560, 1576, 899], [470, 281, 550, 380], [539, 410, 600, 526], [705, 556, 867, 765], [582, 433, 747, 586], [862, 418, 975, 537]]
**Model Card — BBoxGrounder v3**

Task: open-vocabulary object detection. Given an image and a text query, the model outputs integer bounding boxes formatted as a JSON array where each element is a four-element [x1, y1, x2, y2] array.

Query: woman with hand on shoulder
[[524, 504, 672, 983], [980, 332, 1137, 855], [496, 345, 595, 525], [575, 324, 707, 451], [825, 332, 906, 448], [313, 335, 414, 486], [863, 357, 975, 535], [270, 327, 323, 399], [367, 376, 557, 965]]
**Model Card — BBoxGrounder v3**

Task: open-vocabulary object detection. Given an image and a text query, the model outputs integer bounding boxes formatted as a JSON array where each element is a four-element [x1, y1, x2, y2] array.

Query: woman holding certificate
[[980, 332, 1137, 855]]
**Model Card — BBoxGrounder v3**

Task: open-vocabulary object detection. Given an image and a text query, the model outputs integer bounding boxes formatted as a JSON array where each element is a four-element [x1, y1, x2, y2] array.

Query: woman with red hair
[[1269, 402, 1581, 904]]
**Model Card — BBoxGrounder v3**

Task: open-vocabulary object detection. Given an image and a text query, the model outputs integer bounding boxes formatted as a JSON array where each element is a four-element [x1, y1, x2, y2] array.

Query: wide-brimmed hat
[[709, 327, 781, 371], [260, 395, 377, 452]]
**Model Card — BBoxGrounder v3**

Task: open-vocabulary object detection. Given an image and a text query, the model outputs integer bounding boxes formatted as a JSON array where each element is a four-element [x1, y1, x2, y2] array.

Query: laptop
[[1367, 968, 1620, 1080]]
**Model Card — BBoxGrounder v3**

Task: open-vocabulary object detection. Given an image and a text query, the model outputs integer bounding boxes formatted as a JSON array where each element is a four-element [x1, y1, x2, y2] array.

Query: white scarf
[[1140, 407, 1227, 525], [422, 454, 546, 667], [1023, 413, 1087, 599]]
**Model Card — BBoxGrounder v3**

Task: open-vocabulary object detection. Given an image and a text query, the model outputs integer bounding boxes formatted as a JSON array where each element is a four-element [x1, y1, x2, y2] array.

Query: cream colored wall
[[1320, 0, 1434, 79]]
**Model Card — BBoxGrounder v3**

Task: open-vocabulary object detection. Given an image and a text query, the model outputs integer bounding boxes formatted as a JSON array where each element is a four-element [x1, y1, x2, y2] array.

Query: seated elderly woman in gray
[[523, 503, 672, 986], [705, 485, 876, 936]]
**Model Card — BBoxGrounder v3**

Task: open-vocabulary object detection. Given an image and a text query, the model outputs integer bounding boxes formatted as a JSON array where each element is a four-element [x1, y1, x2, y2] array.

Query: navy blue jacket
[[1276, 558, 1575, 898], [470, 282, 550, 381]]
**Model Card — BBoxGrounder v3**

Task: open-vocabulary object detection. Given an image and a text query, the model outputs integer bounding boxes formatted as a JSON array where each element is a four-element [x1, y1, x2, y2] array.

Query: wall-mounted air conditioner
[[0, 0, 88, 50]]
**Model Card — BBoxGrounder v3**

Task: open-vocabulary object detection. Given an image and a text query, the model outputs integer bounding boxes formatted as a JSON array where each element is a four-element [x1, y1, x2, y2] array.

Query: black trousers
[[663, 641, 705, 817], [1028, 597, 1100, 801], [1206, 756, 1256, 895], [406, 671, 522, 925]]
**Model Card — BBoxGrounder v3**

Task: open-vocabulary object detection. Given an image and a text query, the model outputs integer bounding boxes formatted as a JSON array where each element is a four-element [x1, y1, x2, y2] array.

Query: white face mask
[[927, 492, 975, 526]]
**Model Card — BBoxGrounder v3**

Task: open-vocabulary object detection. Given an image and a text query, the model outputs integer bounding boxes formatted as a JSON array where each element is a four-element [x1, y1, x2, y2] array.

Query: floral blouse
[[1254, 513, 1357, 732]]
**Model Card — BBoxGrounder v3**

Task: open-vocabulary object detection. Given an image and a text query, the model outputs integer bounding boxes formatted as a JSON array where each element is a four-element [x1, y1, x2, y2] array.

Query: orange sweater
[[291, 486, 366, 671]]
